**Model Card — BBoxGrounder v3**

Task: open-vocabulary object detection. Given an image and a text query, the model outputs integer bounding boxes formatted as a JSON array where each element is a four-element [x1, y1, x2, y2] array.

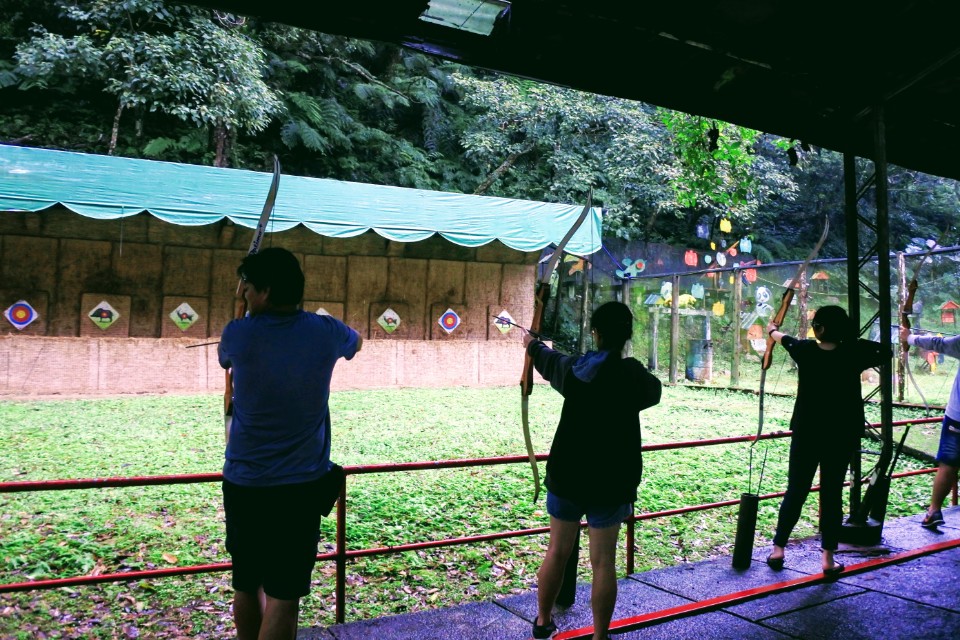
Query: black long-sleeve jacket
[[528, 341, 662, 506]]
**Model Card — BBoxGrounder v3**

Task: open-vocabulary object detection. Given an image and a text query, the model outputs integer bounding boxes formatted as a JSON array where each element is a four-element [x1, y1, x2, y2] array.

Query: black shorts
[[222, 477, 326, 600]]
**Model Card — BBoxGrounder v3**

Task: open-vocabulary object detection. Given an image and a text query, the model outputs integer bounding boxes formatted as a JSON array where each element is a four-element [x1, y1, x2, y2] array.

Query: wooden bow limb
[[520, 188, 593, 502], [899, 233, 946, 415], [224, 155, 281, 442]]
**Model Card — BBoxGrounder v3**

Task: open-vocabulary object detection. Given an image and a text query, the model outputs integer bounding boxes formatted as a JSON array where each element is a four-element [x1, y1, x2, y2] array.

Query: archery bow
[[224, 155, 281, 442], [756, 216, 830, 441], [520, 188, 593, 502], [899, 234, 946, 412]]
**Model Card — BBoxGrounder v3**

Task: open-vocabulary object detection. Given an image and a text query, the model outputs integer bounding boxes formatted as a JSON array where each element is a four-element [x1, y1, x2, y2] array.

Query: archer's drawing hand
[[522, 331, 536, 349]]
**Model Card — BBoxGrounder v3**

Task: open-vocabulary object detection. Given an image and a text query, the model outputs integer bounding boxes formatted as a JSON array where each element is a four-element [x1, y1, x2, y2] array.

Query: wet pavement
[[300, 505, 960, 639]]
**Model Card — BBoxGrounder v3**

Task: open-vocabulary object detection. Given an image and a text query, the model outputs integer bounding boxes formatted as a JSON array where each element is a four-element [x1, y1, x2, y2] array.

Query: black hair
[[591, 301, 633, 353], [237, 247, 305, 306], [812, 305, 855, 344]]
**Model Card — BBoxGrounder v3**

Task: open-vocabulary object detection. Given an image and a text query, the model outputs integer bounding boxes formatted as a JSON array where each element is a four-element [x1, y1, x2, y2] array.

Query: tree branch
[[473, 140, 536, 195]]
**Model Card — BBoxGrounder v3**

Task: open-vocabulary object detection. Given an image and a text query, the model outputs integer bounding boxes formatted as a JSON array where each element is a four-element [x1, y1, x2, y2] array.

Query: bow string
[[224, 155, 281, 442], [520, 188, 593, 502]]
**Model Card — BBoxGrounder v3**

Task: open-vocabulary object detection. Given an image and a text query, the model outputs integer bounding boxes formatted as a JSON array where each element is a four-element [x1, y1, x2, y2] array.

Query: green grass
[[0, 386, 939, 638]]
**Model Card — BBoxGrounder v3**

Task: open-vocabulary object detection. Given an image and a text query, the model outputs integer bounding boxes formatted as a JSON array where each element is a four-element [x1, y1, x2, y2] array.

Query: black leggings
[[772, 436, 855, 551]]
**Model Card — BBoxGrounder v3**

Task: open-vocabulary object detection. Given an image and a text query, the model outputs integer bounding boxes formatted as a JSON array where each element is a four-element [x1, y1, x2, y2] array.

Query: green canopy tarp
[[0, 144, 602, 255]]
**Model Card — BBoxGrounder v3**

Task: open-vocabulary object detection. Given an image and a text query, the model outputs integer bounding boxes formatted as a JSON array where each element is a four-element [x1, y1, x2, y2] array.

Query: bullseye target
[[438, 308, 461, 334], [4, 300, 38, 330]]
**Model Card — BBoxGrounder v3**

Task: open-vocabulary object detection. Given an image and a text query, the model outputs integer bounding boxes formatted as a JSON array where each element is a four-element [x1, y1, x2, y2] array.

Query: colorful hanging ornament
[[691, 283, 705, 299], [712, 301, 725, 316], [740, 237, 753, 253], [684, 250, 699, 267], [615, 258, 647, 279], [719, 218, 732, 233]]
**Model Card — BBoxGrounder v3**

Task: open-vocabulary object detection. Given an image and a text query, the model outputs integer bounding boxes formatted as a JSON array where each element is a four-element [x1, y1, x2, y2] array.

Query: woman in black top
[[523, 301, 661, 640], [765, 305, 889, 575]]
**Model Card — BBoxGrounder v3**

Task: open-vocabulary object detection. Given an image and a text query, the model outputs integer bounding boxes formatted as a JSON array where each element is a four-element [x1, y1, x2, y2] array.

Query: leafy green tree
[[13, 0, 280, 165]]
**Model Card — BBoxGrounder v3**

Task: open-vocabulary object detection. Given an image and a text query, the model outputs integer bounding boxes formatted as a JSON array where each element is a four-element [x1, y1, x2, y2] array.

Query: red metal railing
[[0, 416, 953, 625]]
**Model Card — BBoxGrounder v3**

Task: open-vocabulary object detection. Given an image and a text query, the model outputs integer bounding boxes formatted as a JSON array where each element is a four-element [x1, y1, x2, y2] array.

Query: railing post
[[335, 481, 347, 624], [626, 506, 636, 575]]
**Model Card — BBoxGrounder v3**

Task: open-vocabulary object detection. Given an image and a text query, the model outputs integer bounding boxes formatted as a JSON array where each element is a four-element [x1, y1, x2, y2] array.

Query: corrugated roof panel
[[419, 0, 509, 36]]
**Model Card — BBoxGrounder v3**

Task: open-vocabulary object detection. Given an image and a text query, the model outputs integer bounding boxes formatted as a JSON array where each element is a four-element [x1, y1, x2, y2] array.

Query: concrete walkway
[[300, 506, 960, 639]]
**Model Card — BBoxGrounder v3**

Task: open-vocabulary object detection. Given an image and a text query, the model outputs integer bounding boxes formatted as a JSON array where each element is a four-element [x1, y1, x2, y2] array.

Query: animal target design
[[88, 300, 120, 330], [169, 302, 200, 331]]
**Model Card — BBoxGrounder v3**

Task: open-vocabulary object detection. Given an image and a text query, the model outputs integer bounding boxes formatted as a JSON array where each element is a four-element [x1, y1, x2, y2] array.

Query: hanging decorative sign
[[704, 255, 712, 264], [755, 286, 772, 304], [168, 302, 199, 331], [691, 283, 705, 299], [88, 300, 120, 330], [746, 324, 764, 340], [740, 310, 760, 329], [377, 308, 401, 333], [615, 258, 646, 279], [710, 241, 717, 250], [740, 237, 753, 253], [492, 310, 515, 334], [683, 250, 698, 267], [745, 268, 757, 283], [4, 300, 38, 331], [438, 308, 460, 334], [719, 218, 732, 233], [728, 248, 738, 257], [712, 301, 725, 316], [660, 281, 672, 299], [755, 302, 774, 318], [715, 252, 727, 267]]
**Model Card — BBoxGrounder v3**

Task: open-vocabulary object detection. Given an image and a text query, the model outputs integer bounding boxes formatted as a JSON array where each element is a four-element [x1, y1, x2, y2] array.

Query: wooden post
[[797, 269, 810, 343], [578, 269, 590, 353], [622, 278, 633, 357], [670, 275, 680, 384], [731, 269, 742, 386], [897, 251, 906, 401], [650, 306, 660, 371]]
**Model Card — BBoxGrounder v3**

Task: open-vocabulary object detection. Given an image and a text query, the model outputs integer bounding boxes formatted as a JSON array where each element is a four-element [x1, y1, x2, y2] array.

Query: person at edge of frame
[[765, 305, 889, 576], [900, 325, 960, 530], [218, 247, 362, 640], [522, 301, 662, 640]]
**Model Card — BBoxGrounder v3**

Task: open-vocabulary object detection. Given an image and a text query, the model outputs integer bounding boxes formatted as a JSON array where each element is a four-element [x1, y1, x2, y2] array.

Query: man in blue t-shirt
[[219, 247, 362, 640]]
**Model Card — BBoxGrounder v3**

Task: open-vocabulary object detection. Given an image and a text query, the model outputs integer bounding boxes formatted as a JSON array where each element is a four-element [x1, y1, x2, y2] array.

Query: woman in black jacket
[[765, 305, 889, 576], [524, 301, 661, 640]]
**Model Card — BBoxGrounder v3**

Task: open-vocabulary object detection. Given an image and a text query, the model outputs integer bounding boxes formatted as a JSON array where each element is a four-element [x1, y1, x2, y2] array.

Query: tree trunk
[[109, 103, 124, 156], [473, 140, 536, 195], [214, 124, 229, 168]]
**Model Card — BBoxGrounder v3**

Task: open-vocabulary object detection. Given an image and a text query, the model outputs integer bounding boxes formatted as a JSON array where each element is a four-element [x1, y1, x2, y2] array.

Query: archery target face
[[438, 308, 460, 334], [4, 300, 37, 330]]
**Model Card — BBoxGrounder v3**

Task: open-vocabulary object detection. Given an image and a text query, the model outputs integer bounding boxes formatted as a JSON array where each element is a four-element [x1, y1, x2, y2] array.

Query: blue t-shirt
[[218, 310, 360, 487]]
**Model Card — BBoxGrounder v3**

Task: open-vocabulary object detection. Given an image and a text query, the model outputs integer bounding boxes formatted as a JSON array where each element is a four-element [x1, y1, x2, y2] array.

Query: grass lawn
[[0, 384, 939, 638]]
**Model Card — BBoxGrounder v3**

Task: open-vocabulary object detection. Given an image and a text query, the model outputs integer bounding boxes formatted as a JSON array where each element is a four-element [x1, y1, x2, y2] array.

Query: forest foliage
[[2, 0, 959, 260]]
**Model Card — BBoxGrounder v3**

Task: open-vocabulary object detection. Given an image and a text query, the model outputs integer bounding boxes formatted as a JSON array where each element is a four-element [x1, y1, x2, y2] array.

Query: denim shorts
[[546, 491, 632, 529], [937, 415, 960, 467]]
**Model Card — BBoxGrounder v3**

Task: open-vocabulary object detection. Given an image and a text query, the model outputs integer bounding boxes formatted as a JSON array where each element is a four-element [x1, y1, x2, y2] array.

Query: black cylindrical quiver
[[732, 492, 760, 569]]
